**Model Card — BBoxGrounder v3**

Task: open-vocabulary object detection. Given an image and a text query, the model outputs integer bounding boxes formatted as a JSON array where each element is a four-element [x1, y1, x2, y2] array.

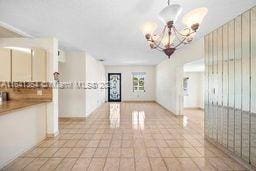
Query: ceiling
[[0, 0, 255, 65], [183, 59, 204, 72]]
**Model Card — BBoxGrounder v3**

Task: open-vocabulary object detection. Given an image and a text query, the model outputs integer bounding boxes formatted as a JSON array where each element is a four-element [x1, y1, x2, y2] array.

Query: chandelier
[[143, 0, 208, 58]]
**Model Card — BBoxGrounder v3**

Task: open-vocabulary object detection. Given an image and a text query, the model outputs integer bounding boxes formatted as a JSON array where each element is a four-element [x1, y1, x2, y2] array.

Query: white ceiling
[[0, 0, 255, 65], [184, 59, 204, 72]]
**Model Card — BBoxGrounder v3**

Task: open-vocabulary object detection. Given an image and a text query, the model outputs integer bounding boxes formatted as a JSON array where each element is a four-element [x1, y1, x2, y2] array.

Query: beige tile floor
[[3, 102, 248, 171]]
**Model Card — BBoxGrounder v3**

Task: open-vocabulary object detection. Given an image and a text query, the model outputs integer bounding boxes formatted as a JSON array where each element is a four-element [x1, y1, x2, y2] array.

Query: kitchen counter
[[0, 100, 48, 168], [0, 100, 51, 116]]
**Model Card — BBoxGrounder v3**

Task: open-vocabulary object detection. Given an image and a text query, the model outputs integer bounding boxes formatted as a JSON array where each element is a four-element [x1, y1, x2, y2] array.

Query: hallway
[[4, 102, 246, 171]]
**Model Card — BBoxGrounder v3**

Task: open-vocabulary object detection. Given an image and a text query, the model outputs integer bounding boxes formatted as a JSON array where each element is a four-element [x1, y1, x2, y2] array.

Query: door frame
[[108, 73, 122, 102]]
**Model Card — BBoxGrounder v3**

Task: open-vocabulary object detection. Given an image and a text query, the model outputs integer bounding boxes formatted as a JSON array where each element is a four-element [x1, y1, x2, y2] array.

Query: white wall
[[105, 65, 155, 101], [0, 104, 47, 169], [59, 51, 86, 117], [85, 54, 106, 116], [183, 72, 204, 109], [156, 60, 177, 113], [58, 52, 105, 117], [156, 39, 204, 115]]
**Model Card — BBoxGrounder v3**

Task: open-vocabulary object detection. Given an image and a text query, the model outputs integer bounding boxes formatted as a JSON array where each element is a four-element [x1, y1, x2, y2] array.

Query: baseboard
[[85, 102, 106, 117], [58, 114, 86, 118], [205, 136, 256, 171], [183, 107, 203, 110], [59, 103, 106, 119], [46, 130, 59, 138], [122, 100, 156, 103], [59, 117, 86, 120], [155, 101, 181, 117]]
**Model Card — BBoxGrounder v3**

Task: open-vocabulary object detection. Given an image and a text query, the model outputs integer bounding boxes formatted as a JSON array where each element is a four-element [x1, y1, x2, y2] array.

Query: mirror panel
[[228, 20, 235, 152], [250, 7, 256, 167], [204, 7, 256, 167], [208, 33, 213, 139], [217, 27, 223, 144], [213, 30, 218, 141], [241, 11, 250, 162], [234, 15, 242, 156], [222, 24, 229, 147], [204, 35, 210, 137]]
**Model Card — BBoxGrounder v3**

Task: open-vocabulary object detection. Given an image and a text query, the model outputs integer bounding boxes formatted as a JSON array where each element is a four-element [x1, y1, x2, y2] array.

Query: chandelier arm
[[153, 25, 168, 47], [151, 44, 164, 51], [173, 26, 186, 35], [173, 26, 196, 42], [173, 29, 184, 43], [174, 34, 191, 47], [174, 37, 187, 48], [161, 25, 168, 40], [148, 40, 165, 50], [172, 27, 189, 46], [173, 26, 192, 37], [153, 43, 165, 50], [175, 42, 189, 51], [172, 26, 195, 46], [155, 47, 164, 52]]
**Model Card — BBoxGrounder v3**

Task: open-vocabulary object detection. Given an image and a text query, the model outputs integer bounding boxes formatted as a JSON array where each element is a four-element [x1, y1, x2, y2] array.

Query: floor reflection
[[6, 103, 246, 170], [183, 116, 188, 127], [132, 110, 145, 130], [109, 103, 120, 128]]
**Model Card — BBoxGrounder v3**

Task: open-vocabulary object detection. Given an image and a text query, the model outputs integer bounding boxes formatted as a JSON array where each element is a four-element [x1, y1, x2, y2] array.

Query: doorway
[[108, 73, 121, 102], [183, 59, 204, 110], [181, 59, 205, 127]]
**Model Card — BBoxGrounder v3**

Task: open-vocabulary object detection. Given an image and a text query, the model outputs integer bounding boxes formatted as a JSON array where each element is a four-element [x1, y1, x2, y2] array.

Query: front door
[[108, 73, 121, 102]]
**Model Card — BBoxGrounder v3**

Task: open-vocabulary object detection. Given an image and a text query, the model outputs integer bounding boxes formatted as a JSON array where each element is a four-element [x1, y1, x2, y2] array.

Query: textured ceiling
[[0, 0, 255, 65]]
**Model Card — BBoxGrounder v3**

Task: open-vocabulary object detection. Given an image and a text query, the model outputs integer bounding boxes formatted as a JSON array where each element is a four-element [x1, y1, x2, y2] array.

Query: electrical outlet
[[37, 90, 43, 96]]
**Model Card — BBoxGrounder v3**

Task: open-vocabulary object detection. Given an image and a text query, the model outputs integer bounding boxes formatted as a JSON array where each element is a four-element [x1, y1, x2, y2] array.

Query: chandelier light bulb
[[141, 22, 157, 35], [182, 7, 208, 29], [159, 4, 182, 24]]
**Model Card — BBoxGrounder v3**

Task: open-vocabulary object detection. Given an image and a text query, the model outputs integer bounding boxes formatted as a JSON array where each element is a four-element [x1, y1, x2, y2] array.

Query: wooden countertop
[[0, 100, 51, 116]]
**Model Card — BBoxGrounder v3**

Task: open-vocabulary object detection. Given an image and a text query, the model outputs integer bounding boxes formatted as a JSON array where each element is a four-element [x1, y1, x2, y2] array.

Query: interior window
[[132, 72, 145, 92]]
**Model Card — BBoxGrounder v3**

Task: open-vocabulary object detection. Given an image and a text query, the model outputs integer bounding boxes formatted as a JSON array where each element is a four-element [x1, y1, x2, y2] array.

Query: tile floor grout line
[[4, 103, 247, 171]]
